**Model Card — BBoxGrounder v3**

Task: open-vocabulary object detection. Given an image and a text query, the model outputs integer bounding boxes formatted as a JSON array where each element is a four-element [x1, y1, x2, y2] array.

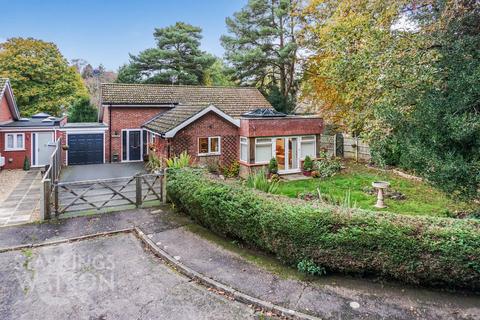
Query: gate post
[[136, 175, 142, 207], [41, 179, 51, 220], [54, 183, 59, 216], [161, 170, 167, 204]]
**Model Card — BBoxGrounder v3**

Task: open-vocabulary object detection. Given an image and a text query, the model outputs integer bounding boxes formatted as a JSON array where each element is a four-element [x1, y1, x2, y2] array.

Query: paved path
[[0, 170, 41, 227], [0, 207, 478, 320]]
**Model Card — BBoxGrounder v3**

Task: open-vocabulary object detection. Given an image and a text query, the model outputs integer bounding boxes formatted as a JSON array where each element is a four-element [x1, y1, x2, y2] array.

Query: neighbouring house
[[100, 83, 324, 176], [0, 78, 107, 169]]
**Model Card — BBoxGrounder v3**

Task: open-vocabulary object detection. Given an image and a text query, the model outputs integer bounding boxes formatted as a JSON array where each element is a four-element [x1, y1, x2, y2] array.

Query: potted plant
[[268, 158, 278, 177], [303, 156, 313, 176]]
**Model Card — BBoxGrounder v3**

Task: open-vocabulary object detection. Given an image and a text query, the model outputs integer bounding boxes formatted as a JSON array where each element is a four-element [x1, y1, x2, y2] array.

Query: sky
[[0, 0, 248, 71]]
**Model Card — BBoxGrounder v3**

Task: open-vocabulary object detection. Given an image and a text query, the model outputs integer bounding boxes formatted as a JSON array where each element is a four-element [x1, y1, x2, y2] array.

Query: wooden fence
[[40, 138, 62, 220], [47, 172, 165, 217], [320, 134, 371, 162]]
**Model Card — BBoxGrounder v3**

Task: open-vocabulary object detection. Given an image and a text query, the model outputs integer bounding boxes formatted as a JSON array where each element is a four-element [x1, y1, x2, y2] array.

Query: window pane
[[240, 144, 248, 162], [301, 136, 315, 141], [256, 138, 271, 144], [210, 137, 219, 153], [301, 141, 315, 159], [16, 134, 23, 149], [199, 138, 208, 154], [240, 137, 247, 144], [7, 134, 14, 149], [256, 144, 272, 162]]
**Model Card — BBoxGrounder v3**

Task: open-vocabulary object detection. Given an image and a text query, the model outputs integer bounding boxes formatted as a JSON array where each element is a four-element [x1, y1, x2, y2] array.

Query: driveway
[[0, 170, 42, 227], [60, 162, 147, 182], [0, 233, 255, 320]]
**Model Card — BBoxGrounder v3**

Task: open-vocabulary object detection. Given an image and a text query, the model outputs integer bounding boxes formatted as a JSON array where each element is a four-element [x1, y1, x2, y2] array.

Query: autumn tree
[[117, 22, 215, 85], [221, 0, 301, 113], [0, 38, 87, 117]]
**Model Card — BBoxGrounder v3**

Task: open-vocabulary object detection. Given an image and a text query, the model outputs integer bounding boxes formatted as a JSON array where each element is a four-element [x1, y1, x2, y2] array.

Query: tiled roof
[[143, 105, 209, 134], [101, 83, 271, 117]]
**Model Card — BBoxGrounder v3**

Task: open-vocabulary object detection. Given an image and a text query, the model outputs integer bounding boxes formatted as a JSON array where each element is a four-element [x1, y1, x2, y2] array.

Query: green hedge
[[167, 169, 480, 290]]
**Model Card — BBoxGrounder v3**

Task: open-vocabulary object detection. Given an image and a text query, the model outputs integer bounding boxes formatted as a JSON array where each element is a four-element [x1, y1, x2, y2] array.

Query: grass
[[277, 162, 477, 217]]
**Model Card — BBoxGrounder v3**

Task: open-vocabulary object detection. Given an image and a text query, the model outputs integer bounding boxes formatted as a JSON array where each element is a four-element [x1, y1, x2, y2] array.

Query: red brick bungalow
[[100, 83, 324, 176]]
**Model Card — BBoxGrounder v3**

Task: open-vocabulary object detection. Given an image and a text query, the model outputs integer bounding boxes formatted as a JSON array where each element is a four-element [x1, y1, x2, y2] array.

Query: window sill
[[198, 153, 221, 157], [4, 148, 25, 152]]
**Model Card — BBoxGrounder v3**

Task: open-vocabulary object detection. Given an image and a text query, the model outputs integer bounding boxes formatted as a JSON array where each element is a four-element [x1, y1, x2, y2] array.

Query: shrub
[[313, 159, 342, 179], [303, 156, 313, 172], [297, 259, 326, 276], [165, 151, 191, 169], [221, 160, 240, 178], [23, 156, 30, 171], [245, 169, 279, 194], [268, 158, 278, 174], [146, 152, 163, 172], [167, 169, 480, 290]]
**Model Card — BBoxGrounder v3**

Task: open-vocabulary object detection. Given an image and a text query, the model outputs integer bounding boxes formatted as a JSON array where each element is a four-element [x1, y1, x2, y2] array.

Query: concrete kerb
[[0, 225, 320, 320], [134, 227, 321, 320]]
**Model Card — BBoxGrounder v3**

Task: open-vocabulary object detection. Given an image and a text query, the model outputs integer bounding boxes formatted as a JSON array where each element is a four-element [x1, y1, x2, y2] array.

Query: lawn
[[277, 162, 477, 217]]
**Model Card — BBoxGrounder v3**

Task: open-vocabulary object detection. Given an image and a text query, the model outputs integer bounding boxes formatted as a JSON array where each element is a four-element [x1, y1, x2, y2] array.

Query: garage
[[63, 124, 107, 165]]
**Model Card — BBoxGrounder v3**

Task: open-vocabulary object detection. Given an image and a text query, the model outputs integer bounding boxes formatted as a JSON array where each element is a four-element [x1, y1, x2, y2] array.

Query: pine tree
[[221, 0, 300, 112], [117, 22, 215, 85]]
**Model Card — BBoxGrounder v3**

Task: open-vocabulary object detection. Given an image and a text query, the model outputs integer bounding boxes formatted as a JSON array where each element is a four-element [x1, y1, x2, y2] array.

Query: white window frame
[[198, 136, 221, 156], [240, 137, 249, 163], [5, 133, 25, 151], [300, 135, 316, 160], [254, 137, 273, 164]]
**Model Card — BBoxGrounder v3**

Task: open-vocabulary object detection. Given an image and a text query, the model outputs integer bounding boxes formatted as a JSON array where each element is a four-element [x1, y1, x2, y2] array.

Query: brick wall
[[0, 95, 13, 124], [169, 112, 239, 167], [103, 106, 169, 162], [239, 117, 323, 137]]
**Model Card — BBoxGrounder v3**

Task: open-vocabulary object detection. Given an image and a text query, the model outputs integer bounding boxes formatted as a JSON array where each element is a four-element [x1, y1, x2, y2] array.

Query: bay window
[[198, 137, 221, 155]]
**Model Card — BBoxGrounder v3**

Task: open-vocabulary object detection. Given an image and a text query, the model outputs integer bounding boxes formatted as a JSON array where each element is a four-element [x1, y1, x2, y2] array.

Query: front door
[[122, 130, 142, 161], [32, 132, 54, 167], [275, 137, 299, 173]]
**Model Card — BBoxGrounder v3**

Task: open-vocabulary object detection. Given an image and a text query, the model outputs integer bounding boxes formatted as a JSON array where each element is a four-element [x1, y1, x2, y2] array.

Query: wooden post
[[355, 136, 359, 163], [54, 183, 59, 216], [333, 134, 337, 158], [136, 175, 142, 207], [161, 170, 167, 204], [42, 179, 51, 220]]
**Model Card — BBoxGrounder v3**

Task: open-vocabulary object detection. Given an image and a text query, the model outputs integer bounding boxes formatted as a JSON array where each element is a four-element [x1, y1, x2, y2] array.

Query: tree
[[300, 0, 413, 133], [203, 59, 234, 86], [0, 38, 88, 117], [374, 0, 480, 199], [221, 0, 301, 113], [117, 22, 215, 85], [68, 96, 98, 123]]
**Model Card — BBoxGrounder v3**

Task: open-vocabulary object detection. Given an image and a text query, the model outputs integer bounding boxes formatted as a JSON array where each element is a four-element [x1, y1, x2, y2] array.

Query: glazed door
[[275, 137, 300, 173]]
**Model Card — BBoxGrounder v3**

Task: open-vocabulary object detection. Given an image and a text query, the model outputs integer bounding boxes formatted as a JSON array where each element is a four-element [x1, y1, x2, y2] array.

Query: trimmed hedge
[[167, 169, 480, 290]]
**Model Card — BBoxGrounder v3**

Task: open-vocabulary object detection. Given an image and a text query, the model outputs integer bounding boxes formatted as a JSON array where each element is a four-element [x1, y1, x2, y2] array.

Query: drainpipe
[[109, 105, 112, 162]]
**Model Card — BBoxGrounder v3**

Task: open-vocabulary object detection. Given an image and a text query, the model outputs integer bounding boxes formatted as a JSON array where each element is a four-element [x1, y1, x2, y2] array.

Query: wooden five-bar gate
[[44, 172, 165, 218], [40, 139, 165, 219]]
